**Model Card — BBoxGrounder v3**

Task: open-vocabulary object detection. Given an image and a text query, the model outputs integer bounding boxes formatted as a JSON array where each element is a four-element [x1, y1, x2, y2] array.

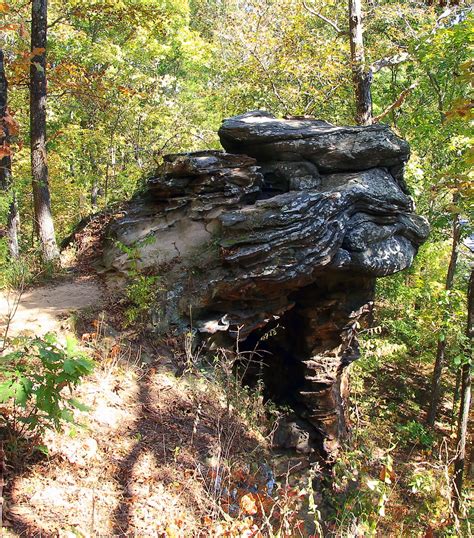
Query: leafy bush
[[125, 274, 160, 325], [396, 420, 435, 449], [0, 243, 34, 290], [0, 333, 94, 441], [329, 449, 394, 536]]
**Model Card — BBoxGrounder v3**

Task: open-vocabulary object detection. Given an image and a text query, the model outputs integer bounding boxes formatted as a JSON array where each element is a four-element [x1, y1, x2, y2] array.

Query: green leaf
[[34, 444, 50, 456], [63, 358, 76, 374], [68, 398, 90, 412], [60, 409, 74, 423], [15, 377, 33, 406], [0, 380, 16, 403], [65, 336, 78, 355], [42, 333, 57, 346]]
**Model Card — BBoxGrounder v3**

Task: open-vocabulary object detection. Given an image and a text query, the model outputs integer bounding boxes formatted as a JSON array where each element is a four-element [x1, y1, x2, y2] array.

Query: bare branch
[[302, 1, 342, 34], [373, 83, 417, 123], [371, 51, 410, 74], [48, 15, 68, 29], [248, 49, 290, 112], [434, 8, 452, 31]]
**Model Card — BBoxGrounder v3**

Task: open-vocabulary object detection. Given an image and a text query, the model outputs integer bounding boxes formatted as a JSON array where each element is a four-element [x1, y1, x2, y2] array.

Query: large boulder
[[100, 111, 429, 460]]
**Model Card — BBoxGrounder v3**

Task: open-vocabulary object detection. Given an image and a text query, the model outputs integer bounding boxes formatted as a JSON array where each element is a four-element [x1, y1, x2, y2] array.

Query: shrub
[[115, 239, 161, 326], [0, 333, 94, 444], [396, 420, 435, 449]]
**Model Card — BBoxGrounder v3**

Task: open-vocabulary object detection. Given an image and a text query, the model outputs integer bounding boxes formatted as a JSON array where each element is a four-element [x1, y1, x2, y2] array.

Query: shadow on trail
[[5, 360, 262, 537], [110, 365, 262, 536]]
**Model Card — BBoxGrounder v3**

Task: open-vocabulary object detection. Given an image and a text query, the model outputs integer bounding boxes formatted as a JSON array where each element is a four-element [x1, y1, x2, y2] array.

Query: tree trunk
[[348, 0, 372, 125], [6, 192, 20, 258], [30, 0, 59, 263], [89, 150, 99, 210], [427, 211, 461, 426], [91, 178, 99, 210], [0, 49, 20, 258], [452, 268, 473, 513], [452, 367, 461, 426]]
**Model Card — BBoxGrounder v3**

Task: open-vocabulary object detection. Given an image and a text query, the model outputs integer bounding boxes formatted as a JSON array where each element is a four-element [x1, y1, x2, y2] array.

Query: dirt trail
[[0, 278, 103, 339]]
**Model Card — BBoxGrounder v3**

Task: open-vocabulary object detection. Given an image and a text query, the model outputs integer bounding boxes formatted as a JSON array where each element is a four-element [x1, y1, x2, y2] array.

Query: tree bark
[[0, 49, 20, 258], [348, 0, 372, 125], [452, 367, 461, 425], [88, 149, 99, 210], [427, 211, 462, 426], [452, 268, 473, 513], [30, 0, 59, 263]]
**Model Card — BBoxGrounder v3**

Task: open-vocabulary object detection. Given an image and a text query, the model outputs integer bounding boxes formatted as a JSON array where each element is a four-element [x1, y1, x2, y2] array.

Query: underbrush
[[2, 313, 325, 536], [0, 334, 94, 463], [326, 331, 472, 537], [0, 239, 64, 291], [1, 240, 471, 536]]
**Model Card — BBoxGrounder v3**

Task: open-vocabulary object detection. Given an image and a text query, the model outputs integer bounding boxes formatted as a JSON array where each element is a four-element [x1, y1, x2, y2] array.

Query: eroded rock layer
[[101, 111, 429, 460]]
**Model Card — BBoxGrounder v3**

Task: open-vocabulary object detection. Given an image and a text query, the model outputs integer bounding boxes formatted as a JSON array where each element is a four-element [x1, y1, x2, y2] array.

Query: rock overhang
[[102, 111, 429, 325], [100, 111, 429, 459]]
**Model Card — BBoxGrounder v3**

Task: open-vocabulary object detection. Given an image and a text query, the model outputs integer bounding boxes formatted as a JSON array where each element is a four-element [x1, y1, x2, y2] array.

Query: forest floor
[[0, 275, 316, 537], [0, 273, 471, 537]]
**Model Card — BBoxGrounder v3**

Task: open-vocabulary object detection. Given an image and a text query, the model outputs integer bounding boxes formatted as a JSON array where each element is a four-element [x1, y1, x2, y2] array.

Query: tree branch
[[302, 1, 342, 34], [373, 83, 417, 123], [248, 49, 289, 112], [371, 51, 410, 74], [48, 15, 68, 29]]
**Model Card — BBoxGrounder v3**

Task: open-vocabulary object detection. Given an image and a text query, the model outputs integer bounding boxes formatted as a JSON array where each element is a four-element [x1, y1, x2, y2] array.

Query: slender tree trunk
[[452, 269, 473, 513], [427, 211, 462, 426], [348, 0, 372, 125], [89, 150, 99, 210], [91, 178, 99, 210], [0, 49, 20, 258], [7, 192, 20, 258], [452, 367, 461, 426], [30, 0, 59, 263]]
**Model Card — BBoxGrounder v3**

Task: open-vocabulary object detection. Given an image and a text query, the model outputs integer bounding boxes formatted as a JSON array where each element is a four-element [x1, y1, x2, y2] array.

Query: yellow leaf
[[0, 24, 18, 31], [0, 3, 10, 14], [239, 493, 258, 516]]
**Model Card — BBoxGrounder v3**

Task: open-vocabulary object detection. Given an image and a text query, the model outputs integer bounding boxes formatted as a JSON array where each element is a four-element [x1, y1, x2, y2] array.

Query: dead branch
[[371, 52, 410, 74], [373, 83, 417, 123]]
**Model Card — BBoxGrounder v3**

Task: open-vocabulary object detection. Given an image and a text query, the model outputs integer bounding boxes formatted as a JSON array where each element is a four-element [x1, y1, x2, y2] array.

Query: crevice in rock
[[233, 273, 375, 459]]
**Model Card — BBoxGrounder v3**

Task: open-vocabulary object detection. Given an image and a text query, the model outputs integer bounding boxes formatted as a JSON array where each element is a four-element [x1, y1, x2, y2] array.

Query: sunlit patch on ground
[[4, 335, 283, 536]]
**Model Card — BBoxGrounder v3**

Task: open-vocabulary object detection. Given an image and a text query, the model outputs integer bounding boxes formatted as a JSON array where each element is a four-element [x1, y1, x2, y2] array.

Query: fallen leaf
[[240, 493, 258, 516]]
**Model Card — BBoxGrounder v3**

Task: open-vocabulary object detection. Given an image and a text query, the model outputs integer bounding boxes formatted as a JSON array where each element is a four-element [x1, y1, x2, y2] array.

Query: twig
[[90, 487, 96, 535], [247, 48, 290, 112], [0, 441, 5, 529], [1, 272, 26, 351], [302, 1, 342, 34]]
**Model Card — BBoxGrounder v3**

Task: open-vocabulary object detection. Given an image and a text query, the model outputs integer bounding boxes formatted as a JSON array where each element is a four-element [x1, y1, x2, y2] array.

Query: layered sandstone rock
[[100, 111, 429, 460]]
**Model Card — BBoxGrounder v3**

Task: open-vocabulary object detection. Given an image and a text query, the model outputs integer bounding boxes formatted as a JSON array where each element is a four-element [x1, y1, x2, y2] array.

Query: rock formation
[[100, 111, 429, 460]]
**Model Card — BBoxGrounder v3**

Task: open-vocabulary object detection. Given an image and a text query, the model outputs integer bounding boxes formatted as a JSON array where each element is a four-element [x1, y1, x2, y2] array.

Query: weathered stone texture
[[100, 111, 429, 460]]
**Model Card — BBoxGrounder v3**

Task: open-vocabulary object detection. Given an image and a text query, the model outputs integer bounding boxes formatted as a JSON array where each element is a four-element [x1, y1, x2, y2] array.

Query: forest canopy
[[0, 1, 471, 242]]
